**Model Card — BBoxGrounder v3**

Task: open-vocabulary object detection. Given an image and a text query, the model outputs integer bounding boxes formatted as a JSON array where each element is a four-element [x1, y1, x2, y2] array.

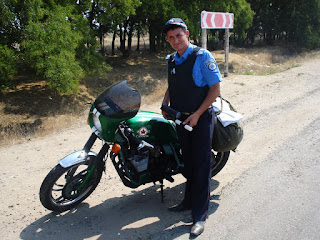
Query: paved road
[[205, 117, 320, 240]]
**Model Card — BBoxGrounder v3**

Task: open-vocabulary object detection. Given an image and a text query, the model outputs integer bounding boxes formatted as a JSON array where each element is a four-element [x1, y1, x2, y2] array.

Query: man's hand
[[183, 112, 201, 128], [161, 88, 170, 120], [183, 82, 220, 127], [162, 110, 170, 120]]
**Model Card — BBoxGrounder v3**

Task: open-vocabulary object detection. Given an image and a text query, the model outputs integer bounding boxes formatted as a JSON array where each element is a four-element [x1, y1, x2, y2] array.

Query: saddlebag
[[212, 97, 244, 152]]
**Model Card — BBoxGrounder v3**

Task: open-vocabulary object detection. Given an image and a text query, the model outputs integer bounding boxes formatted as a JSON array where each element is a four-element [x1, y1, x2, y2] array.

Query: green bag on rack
[[212, 97, 244, 152]]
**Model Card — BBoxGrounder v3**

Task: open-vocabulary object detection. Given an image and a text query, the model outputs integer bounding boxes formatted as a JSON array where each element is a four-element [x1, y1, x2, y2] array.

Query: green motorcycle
[[39, 81, 230, 212]]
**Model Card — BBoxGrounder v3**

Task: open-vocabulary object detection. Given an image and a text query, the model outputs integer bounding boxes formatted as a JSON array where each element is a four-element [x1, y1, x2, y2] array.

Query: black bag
[[212, 97, 244, 152]]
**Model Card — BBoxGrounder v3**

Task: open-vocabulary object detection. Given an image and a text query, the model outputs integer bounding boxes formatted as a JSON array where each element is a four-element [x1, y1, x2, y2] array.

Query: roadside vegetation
[[1, 0, 320, 93]]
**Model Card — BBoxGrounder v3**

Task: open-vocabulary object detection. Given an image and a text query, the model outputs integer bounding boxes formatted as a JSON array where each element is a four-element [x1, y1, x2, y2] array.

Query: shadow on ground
[[20, 179, 220, 240]]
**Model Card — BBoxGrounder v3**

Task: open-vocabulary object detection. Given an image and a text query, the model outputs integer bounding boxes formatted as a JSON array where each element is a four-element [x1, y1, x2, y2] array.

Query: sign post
[[201, 11, 234, 77]]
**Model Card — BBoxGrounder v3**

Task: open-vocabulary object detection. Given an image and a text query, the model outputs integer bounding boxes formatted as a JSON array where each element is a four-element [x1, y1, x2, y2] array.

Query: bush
[[45, 51, 84, 94], [75, 25, 112, 77], [21, 6, 84, 94], [302, 25, 320, 49], [0, 45, 18, 90], [76, 41, 111, 76], [21, 5, 112, 94], [207, 36, 219, 50]]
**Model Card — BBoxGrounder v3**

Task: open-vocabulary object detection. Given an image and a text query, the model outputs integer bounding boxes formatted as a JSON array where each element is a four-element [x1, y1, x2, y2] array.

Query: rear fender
[[59, 150, 97, 168]]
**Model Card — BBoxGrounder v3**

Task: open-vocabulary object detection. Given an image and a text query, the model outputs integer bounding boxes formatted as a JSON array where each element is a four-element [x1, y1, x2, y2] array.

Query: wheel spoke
[[55, 196, 65, 203], [54, 183, 64, 187], [65, 167, 78, 181], [52, 188, 63, 192]]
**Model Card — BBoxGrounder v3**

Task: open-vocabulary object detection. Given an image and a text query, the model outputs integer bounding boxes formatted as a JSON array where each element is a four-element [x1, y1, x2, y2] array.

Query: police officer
[[161, 18, 222, 236]]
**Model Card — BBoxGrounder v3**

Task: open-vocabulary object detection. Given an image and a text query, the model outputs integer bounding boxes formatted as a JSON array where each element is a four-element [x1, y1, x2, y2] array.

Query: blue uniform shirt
[[167, 43, 222, 87]]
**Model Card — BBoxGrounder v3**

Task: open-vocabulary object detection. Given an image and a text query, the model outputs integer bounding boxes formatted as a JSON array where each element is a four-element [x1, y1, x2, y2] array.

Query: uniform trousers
[[176, 107, 214, 222]]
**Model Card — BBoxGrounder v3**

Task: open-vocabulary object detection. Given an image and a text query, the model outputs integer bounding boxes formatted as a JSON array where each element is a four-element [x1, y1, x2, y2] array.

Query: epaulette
[[166, 52, 176, 60], [197, 49, 205, 55]]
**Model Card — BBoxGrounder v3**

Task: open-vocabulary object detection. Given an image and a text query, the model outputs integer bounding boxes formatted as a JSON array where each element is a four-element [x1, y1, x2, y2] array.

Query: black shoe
[[168, 201, 191, 212], [190, 221, 205, 236]]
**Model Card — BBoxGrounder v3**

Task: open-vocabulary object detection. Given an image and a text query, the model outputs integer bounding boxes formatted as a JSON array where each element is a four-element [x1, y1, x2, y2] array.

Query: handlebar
[[161, 104, 193, 132], [161, 104, 181, 119]]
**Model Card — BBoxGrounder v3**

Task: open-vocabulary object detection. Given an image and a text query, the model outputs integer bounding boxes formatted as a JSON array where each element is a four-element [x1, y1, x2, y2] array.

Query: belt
[[181, 112, 193, 116], [181, 106, 213, 116]]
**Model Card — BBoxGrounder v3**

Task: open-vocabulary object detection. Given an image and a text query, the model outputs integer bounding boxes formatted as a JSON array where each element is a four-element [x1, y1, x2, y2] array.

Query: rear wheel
[[211, 151, 230, 177], [39, 160, 103, 212]]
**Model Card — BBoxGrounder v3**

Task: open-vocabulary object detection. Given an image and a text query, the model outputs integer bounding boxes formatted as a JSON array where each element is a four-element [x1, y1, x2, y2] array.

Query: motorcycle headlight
[[92, 114, 102, 132]]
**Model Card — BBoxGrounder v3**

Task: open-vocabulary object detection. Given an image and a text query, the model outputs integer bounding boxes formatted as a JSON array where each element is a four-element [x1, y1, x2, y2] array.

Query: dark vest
[[168, 47, 209, 113]]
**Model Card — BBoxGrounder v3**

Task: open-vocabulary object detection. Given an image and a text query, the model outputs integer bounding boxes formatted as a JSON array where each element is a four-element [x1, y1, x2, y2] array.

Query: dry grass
[[212, 46, 320, 76], [1, 45, 319, 146], [0, 81, 91, 145]]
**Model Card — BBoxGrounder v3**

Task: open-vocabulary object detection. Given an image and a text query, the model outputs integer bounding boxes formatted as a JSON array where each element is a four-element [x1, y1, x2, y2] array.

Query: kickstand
[[160, 180, 164, 203]]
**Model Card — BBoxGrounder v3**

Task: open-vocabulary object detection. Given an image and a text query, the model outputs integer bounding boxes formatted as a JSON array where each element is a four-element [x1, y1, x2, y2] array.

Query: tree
[[172, 0, 254, 47], [0, 44, 18, 90], [92, 0, 141, 55], [247, 0, 320, 48], [1, 0, 319, 94], [21, 5, 84, 94], [289, 0, 320, 48], [0, 0, 112, 93]]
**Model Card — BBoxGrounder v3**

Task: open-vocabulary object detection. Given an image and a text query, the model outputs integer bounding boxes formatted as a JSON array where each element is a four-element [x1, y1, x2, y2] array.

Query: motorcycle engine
[[126, 144, 176, 183], [127, 148, 149, 172]]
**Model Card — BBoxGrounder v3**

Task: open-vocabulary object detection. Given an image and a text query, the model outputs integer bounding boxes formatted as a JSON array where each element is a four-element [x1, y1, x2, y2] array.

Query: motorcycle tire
[[39, 160, 103, 212], [211, 151, 230, 177]]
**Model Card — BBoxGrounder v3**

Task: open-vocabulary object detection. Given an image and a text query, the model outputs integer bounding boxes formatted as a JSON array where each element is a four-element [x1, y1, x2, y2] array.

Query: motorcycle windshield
[[94, 81, 141, 119]]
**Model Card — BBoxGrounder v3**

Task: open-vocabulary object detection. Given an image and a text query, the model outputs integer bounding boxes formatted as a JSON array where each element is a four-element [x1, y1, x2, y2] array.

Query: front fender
[[59, 150, 97, 168]]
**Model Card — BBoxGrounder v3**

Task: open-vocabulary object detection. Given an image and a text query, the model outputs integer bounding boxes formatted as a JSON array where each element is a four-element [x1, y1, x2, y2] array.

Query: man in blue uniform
[[161, 18, 222, 236]]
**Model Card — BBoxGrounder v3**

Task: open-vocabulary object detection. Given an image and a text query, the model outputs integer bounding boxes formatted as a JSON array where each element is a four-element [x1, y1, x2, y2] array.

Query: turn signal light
[[112, 144, 121, 154], [87, 117, 89, 125]]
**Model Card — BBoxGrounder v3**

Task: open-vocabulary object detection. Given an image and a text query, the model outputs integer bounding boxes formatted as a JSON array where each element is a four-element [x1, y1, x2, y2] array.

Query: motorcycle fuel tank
[[126, 111, 179, 144]]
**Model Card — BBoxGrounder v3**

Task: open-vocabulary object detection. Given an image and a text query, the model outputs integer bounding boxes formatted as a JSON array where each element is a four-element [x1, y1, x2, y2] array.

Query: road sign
[[200, 11, 234, 77], [201, 11, 234, 29]]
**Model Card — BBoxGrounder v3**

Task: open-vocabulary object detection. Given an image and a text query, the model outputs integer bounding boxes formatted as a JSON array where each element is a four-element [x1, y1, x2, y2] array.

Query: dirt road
[[1, 56, 319, 240]]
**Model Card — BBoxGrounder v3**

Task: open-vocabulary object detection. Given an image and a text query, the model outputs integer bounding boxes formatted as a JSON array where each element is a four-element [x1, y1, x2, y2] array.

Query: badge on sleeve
[[204, 58, 218, 72]]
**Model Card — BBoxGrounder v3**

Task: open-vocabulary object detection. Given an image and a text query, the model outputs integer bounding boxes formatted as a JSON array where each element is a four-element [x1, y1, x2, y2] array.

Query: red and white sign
[[201, 11, 234, 29]]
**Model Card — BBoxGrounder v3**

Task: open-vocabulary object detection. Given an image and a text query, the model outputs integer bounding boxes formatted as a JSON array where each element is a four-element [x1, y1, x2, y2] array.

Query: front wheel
[[211, 151, 230, 177], [39, 160, 103, 212]]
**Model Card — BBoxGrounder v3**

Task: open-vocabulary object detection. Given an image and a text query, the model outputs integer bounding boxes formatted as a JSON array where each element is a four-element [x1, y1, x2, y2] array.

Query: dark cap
[[162, 18, 187, 33]]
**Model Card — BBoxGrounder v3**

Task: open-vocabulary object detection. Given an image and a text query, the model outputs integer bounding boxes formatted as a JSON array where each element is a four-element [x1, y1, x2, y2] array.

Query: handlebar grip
[[175, 119, 182, 125], [174, 119, 193, 131], [161, 104, 181, 119], [184, 125, 193, 132], [161, 105, 192, 131]]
